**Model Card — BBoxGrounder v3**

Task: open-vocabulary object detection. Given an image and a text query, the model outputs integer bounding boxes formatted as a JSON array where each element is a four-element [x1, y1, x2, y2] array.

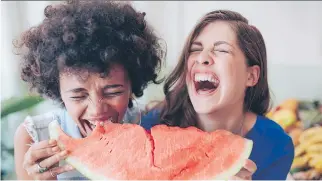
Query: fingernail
[[245, 160, 257, 172], [60, 150, 68, 156], [49, 139, 56, 145], [100, 121, 104, 126], [52, 146, 60, 152], [67, 165, 74, 170]]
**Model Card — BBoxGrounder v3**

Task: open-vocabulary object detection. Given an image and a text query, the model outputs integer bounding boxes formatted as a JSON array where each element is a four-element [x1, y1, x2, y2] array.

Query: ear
[[246, 65, 260, 87]]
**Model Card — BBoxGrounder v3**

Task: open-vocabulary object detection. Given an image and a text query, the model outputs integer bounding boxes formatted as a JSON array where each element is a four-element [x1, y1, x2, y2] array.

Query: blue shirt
[[140, 110, 295, 180]]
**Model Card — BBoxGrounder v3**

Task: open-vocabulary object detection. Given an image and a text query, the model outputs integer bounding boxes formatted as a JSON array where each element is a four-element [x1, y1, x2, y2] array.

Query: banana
[[307, 152, 322, 159], [312, 158, 322, 173], [306, 135, 322, 146], [299, 127, 322, 144], [295, 144, 306, 157], [308, 154, 322, 167], [295, 133, 322, 157], [306, 143, 322, 153], [291, 154, 310, 169]]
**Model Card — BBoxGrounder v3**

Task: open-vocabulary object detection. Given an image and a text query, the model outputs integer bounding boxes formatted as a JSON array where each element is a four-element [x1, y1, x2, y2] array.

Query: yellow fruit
[[295, 135, 322, 157], [312, 158, 322, 173], [280, 99, 298, 111], [306, 143, 322, 153], [299, 127, 322, 144], [307, 152, 322, 159], [295, 144, 307, 157], [308, 155, 322, 167], [291, 155, 310, 169], [272, 109, 297, 129]]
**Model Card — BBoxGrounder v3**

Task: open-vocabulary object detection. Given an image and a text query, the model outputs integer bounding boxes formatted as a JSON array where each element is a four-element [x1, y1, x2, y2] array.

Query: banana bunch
[[292, 126, 322, 174]]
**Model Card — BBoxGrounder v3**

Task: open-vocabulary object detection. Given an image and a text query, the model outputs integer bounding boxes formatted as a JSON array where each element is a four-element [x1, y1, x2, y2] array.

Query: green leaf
[[1, 96, 45, 118]]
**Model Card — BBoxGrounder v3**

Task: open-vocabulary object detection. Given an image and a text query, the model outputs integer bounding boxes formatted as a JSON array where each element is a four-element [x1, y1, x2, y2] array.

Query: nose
[[196, 50, 214, 66], [87, 97, 109, 117]]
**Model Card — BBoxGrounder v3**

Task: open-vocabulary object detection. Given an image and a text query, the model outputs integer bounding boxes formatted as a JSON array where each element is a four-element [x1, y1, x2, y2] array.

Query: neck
[[196, 101, 246, 135]]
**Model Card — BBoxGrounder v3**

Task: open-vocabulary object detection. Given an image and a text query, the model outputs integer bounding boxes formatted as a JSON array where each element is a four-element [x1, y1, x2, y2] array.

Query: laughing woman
[[13, 1, 165, 180], [142, 10, 295, 180]]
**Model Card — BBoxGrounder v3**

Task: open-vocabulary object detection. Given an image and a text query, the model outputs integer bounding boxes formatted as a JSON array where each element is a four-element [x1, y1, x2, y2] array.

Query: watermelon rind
[[48, 120, 67, 150], [213, 139, 253, 180]]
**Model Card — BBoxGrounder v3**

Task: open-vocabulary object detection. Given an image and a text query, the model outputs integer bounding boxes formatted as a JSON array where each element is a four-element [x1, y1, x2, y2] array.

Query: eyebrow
[[65, 84, 124, 93], [213, 41, 234, 48], [191, 41, 234, 48]]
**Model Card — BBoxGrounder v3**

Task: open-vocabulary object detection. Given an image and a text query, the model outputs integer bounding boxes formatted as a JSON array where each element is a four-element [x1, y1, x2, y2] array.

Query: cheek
[[63, 99, 86, 121], [108, 94, 131, 121], [110, 96, 129, 111], [219, 61, 248, 91], [186, 58, 194, 82]]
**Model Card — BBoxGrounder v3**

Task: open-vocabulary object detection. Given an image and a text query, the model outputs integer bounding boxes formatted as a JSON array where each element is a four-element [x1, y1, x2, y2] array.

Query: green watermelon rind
[[49, 120, 253, 180], [65, 157, 108, 180]]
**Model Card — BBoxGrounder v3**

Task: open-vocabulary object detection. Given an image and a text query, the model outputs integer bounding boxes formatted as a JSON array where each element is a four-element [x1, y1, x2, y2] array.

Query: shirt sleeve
[[253, 135, 295, 180], [140, 109, 161, 130]]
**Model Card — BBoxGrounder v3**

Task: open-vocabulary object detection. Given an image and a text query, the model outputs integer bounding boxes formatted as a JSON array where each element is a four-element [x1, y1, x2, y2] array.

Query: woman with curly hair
[[13, 1, 165, 180]]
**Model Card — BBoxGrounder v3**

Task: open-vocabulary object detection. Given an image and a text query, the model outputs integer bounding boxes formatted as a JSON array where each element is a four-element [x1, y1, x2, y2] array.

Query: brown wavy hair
[[160, 10, 270, 127]]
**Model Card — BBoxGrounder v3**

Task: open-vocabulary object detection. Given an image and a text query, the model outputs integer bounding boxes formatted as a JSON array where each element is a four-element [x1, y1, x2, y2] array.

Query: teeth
[[194, 73, 217, 83], [88, 117, 113, 128], [88, 120, 96, 126]]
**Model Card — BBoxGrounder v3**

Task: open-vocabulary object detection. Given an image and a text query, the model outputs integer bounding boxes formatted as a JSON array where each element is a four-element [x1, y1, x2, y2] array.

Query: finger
[[35, 165, 74, 180], [243, 159, 257, 173], [51, 164, 75, 175], [230, 175, 251, 181], [25, 146, 61, 165], [39, 150, 69, 171], [30, 139, 57, 150], [29, 150, 69, 175], [237, 168, 253, 179], [234, 167, 252, 179]]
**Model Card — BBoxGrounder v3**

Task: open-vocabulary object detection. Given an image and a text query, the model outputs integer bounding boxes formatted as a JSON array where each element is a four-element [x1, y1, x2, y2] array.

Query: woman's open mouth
[[193, 73, 220, 95], [82, 118, 113, 133]]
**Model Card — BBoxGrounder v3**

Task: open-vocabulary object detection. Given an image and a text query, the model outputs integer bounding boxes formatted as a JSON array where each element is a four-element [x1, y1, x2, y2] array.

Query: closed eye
[[189, 49, 202, 53], [70, 96, 87, 101], [214, 49, 229, 53], [104, 91, 124, 97]]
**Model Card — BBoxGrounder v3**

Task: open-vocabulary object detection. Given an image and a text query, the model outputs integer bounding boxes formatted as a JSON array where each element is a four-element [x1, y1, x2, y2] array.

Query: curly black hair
[[15, 0, 166, 107]]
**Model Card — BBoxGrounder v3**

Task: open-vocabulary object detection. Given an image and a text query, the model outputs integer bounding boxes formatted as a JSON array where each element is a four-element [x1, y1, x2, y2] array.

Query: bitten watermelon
[[49, 120, 253, 180]]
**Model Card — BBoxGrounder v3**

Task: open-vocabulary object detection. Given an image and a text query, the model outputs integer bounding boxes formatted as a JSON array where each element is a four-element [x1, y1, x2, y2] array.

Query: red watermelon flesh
[[49, 120, 253, 180]]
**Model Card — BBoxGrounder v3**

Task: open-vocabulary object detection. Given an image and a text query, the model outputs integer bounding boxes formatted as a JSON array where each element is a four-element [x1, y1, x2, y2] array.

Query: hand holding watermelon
[[22, 139, 74, 180], [231, 159, 257, 180]]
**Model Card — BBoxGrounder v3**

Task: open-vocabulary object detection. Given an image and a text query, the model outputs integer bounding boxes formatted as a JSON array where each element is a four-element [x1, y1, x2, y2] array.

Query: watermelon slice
[[49, 120, 253, 180]]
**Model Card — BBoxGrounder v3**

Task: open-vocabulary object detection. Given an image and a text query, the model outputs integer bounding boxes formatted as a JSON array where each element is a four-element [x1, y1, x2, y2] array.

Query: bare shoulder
[[14, 122, 33, 179], [14, 122, 33, 145]]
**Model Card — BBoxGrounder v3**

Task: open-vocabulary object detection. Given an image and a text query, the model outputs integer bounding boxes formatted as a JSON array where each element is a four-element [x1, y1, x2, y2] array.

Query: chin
[[191, 102, 219, 115]]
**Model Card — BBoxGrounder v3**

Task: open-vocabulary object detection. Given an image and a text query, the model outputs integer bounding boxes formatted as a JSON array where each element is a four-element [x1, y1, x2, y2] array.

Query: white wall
[[1, 1, 54, 100], [1, 1, 322, 105], [132, 1, 322, 106]]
